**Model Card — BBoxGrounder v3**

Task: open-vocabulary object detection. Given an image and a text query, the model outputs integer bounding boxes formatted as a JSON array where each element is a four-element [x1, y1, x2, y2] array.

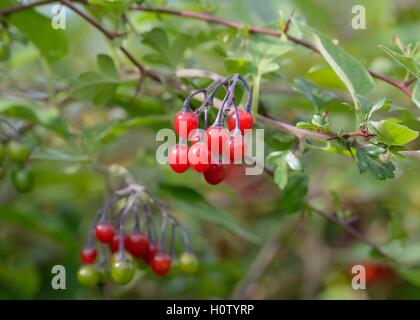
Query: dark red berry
[[206, 126, 229, 155], [229, 134, 247, 162], [203, 163, 226, 185], [80, 247, 97, 264], [108, 234, 130, 253], [95, 223, 115, 243], [228, 109, 254, 134], [151, 253, 172, 276], [188, 142, 211, 173], [174, 111, 199, 139], [168, 144, 189, 173], [126, 232, 149, 258], [145, 242, 159, 265]]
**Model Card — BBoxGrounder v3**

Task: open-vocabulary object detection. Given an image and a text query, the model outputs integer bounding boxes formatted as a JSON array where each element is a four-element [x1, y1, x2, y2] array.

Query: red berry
[[189, 129, 205, 145], [145, 242, 159, 265], [203, 163, 226, 185], [206, 126, 229, 155], [95, 223, 115, 243], [188, 143, 211, 172], [168, 144, 189, 173], [229, 134, 247, 162], [108, 234, 130, 253], [174, 111, 199, 139], [80, 247, 97, 264], [151, 253, 172, 276], [126, 232, 149, 258], [228, 109, 254, 134]]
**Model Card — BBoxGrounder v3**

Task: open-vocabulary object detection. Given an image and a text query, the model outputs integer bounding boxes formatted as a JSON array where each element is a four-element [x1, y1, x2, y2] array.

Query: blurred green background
[[0, 0, 420, 299]]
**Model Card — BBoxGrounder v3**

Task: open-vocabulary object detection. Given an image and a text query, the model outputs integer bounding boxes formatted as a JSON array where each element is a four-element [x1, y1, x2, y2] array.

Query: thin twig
[[132, 5, 413, 97]]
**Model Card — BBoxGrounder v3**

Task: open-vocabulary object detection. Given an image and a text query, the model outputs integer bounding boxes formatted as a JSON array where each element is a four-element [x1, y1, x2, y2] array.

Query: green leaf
[[96, 115, 171, 143], [31, 147, 89, 162], [412, 81, 420, 109], [73, 72, 122, 104], [380, 46, 420, 79], [160, 184, 260, 243], [224, 58, 256, 75], [369, 119, 419, 146], [0, 0, 68, 61], [356, 145, 395, 180], [397, 268, 420, 287], [280, 174, 308, 214], [366, 97, 389, 120], [293, 77, 335, 112], [300, 24, 375, 102], [0, 100, 69, 136], [274, 158, 288, 190], [97, 54, 118, 78]]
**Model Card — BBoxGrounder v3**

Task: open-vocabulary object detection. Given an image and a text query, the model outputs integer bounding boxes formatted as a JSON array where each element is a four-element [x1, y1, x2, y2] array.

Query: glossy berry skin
[[6, 140, 30, 163], [174, 111, 199, 139], [229, 134, 247, 162], [95, 223, 115, 244], [126, 232, 149, 258], [111, 260, 135, 285], [77, 265, 99, 288], [151, 253, 172, 276], [11, 166, 34, 193], [145, 242, 159, 265], [168, 144, 189, 173], [206, 126, 229, 155], [188, 143, 211, 173], [228, 109, 254, 134], [179, 252, 199, 274], [109, 234, 130, 253], [203, 163, 226, 185], [80, 247, 97, 264]]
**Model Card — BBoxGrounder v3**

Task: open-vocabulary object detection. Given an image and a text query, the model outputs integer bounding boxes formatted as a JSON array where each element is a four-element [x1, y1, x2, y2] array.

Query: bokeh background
[[0, 0, 420, 299]]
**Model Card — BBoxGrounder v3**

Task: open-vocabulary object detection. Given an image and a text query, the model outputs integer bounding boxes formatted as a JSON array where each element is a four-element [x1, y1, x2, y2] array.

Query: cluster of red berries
[[0, 117, 34, 193], [77, 182, 198, 288], [168, 74, 254, 185]]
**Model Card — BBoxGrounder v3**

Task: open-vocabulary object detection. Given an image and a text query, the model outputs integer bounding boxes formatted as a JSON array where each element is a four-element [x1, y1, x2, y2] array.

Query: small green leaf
[[380, 46, 420, 79], [413, 81, 420, 109], [224, 58, 256, 75], [293, 77, 335, 112], [280, 174, 308, 214], [274, 158, 288, 190], [285, 151, 302, 171], [356, 145, 395, 180], [369, 119, 419, 146], [73, 72, 123, 104], [97, 54, 118, 78]]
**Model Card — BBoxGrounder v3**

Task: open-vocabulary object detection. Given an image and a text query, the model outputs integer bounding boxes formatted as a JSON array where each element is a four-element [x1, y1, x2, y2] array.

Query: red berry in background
[[203, 163, 226, 185], [228, 109, 254, 134], [188, 143, 211, 173], [95, 223, 115, 243], [109, 234, 130, 253], [174, 111, 199, 139], [145, 242, 159, 265], [151, 253, 172, 276], [168, 144, 189, 173], [126, 232, 149, 258], [80, 247, 97, 264], [206, 126, 229, 155], [359, 262, 394, 284], [229, 134, 247, 162]]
